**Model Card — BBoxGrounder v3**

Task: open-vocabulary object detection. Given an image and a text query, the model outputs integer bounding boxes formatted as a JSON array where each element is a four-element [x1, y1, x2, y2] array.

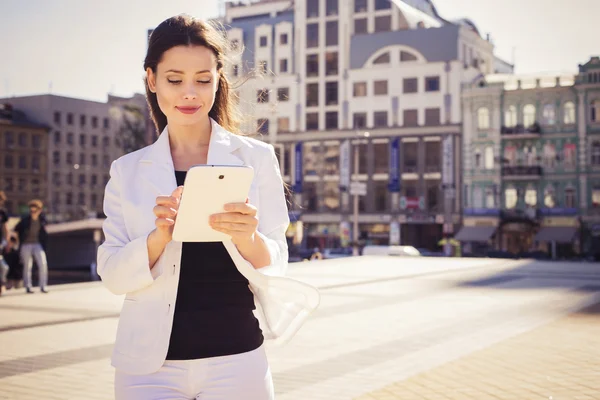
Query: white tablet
[[172, 165, 255, 242]]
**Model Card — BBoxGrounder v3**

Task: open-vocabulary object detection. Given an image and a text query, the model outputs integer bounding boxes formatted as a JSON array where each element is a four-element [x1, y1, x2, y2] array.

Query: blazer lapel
[[138, 119, 245, 197]]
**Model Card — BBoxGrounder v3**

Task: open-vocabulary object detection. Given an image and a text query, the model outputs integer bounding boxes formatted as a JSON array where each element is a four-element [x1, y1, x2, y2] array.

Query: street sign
[[349, 181, 367, 196]]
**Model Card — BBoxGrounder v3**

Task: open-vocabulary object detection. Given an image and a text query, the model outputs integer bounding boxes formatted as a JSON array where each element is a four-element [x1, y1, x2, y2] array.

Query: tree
[[115, 104, 147, 155]]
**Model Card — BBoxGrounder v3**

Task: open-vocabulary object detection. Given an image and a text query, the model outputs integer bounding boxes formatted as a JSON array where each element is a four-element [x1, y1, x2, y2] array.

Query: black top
[[165, 171, 263, 360], [0, 209, 7, 243], [14, 214, 48, 250]]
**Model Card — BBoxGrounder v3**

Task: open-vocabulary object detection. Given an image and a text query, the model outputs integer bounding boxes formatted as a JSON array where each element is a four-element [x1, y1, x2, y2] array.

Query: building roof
[[0, 104, 50, 130]]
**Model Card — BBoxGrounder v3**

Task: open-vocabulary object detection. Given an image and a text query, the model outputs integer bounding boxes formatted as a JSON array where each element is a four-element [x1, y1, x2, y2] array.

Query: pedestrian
[[3, 236, 23, 290], [14, 199, 49, 294], [0, 191, 10, 296], [96, 15, 319, 400]]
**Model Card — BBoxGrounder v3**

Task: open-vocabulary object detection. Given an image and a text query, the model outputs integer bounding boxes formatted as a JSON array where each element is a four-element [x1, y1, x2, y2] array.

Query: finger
[[223, 202, 257, 215], [211, 222, 254, 232], [155, 218, 175, 228], [211, 214, 257, 226], [171, 186, 184, 201], [156, 195, 178, 208], [153, 205, 177, 219]]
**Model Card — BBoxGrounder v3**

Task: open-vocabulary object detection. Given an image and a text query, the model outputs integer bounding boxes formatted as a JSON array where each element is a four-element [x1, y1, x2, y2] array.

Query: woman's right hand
[[152, 186, 184, 244]]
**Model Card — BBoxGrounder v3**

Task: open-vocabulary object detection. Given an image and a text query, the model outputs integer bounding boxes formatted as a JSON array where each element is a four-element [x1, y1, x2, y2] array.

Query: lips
[[176, 106, 200, 114]]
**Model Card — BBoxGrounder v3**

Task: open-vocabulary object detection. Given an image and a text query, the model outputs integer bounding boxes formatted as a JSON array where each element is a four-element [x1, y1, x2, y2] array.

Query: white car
[[362, 245, 422, 257]]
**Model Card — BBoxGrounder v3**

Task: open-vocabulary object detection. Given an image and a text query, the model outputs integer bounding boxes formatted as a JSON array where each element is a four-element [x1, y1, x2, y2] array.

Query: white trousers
[[115, 345, 274, 400], [20, 243, 48, 290]]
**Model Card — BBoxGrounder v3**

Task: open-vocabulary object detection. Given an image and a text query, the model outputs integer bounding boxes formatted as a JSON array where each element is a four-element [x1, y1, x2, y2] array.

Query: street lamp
[[352, 131, 370, 256]]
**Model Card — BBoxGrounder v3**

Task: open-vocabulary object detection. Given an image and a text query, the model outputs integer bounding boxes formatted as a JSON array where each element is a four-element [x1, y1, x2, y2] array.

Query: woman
[[97, 15, 319, 400]]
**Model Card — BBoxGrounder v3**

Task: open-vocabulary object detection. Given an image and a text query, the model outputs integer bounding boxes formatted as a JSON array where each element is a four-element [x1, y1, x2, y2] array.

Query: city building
[[460, 56, 600, 259], [0, 103, 51, 215], [0, 95, 124, 222], [223, 0, 510, 250]]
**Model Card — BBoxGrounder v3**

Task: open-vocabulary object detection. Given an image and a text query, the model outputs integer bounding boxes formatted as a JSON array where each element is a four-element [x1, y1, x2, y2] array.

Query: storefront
[[457, 209, 500, 256], [533, 211, 580, 259], [398, 213, 443, 251]]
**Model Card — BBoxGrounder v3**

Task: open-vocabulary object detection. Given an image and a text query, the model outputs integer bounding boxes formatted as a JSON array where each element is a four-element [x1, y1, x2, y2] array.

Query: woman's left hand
[[209, 201, 259, 246]]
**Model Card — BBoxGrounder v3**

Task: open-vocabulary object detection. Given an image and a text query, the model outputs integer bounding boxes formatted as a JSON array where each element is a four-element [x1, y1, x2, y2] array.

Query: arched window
[[525, 186, 537, 207], [565, 186, 576, 208], [542, 104, 555, 125], [523, 104, 536, 128], [563, 101, 575, 124], [591, 100, 600, 123], [505, 187, 517, 209], [484, 146, 494, 170], [544, 185, 556, 208], [477, 107, 490, 130], [373, 52, 390, 65], [474, 148, 482, 169], [504, 105, 517, 128], [400, 51, 417, 62], [592, 141, 600, 166]]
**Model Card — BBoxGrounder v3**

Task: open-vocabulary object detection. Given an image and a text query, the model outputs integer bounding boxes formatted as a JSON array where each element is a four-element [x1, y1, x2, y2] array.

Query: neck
[[31, 214, 39, 221], [167, 118, 212, 153]]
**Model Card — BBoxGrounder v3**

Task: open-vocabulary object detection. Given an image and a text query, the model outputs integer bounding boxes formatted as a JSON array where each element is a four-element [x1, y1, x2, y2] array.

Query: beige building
[[0, 103, 50, 215]]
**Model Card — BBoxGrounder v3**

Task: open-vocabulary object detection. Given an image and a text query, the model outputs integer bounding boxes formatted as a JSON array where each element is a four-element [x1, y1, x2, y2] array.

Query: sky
[[1, 0, 597, 103]]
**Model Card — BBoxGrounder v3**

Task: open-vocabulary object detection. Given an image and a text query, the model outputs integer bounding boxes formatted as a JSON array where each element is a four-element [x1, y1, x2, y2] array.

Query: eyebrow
[[165, 69, 212, 74]]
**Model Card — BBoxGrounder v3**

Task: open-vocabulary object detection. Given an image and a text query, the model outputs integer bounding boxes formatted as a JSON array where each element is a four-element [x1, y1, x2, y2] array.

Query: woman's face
[[147, 45, 220, 128]]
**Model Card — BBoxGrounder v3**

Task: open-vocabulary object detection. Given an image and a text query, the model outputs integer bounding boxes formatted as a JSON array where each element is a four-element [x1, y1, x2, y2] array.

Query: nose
[[182, 83, 198, 100]]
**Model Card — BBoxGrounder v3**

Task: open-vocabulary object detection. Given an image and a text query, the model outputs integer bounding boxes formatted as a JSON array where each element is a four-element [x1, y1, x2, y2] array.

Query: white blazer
[[97, 118, 320, 375]]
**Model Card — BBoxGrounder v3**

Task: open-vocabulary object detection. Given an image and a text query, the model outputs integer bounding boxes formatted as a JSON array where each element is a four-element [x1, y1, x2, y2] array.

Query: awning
[[534, 227, 578, 243], [454, 226, 497, 242]]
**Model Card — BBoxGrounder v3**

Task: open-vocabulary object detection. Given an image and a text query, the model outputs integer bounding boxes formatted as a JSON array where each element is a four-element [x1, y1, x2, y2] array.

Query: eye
[[167, 79, 181, 84], [198, 80, 212, 84]]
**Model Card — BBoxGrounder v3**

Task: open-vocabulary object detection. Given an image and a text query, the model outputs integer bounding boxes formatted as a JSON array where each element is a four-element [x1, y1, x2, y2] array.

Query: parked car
[[415, 248, 444, 257], [322, 248, 353, 259], [362, 245, 422, 257]]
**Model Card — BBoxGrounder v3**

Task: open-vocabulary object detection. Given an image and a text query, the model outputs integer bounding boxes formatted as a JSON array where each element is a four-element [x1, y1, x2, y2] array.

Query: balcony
[[502, 165, 543, 179], [501, 123, 542, 138]]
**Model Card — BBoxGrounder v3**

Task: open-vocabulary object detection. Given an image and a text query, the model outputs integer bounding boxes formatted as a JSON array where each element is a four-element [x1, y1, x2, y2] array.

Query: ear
[[146, 68, 157, 93]]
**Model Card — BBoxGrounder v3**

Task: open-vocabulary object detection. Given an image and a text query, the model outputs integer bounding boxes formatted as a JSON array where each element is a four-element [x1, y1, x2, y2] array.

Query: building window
[[374, 111, 388, 128], [66, 152, 73, 164], [53, 151, 60, 165], [103, 117, 110, 129], [79, 174, 86, 185], [103, 155, 110, 168], [280, 33, 288, 45], [375, 181, 389, 212], [565, 187, 576, 208], [277, 88, 289, 102], [259, 35, 267, 47], [474, 148, 482, 169], [66, 193, 72, 205], [18, 132, 27, 147], [400, 51, 418, 62], [67, 133, 74, 145], [505, 188, 518, 209], [79, 134, 86, 146], [257, 89, 269, 103], [403, 78, 418, 93], [54, 131, 61, 144], [91, 194, 98, 208], [592, 141, 600, 166], [326, 0, 338, 15], [325, 82, 338, 105], [542, 104, 556, 125], [279, 59, 288, 73], [102, 137, 109, 147], [80, 114, 86, 127], [67, 113, 74, 125], [403, 142, 418, 172], [563, 101, 575, 124], [355, 0, 367, 12], [257, 118, 269, 134], [91, 135, 98, 147], [425, 141, 441, 171], [353, 113, 367, 129], [307, 23, 319, 48], [353, 82, 367, 97], [473, 187, 484, 208], [32, 135, 41, 149], [354, 18, 367, 34], [525, 188, 537, 207], [79, 153, 86, 165], [306, 54, 319, 77], [375, 0, 391, 9], [18, 155, 27, 169], [52, 172, 61, 186], [306, 113, 319, 130], [78, 193, 85, 205], [403, 109, 418, 127], [91, 174, 98, 186], [374, 80, 388, 95], [325, 52, 338, 76], [542, 185, 555, 208], [425, 76, 440, 92], [591, 100, 600, 123], [326, 21, 338, 46], [258, 61, 268, 74], [306, 0, 319, 18], [485, 187, 495, 208], [485, 146, 494, 170], [18, 178, 26, 191], [4, 131, 14, 148], [66, 173, 73, 185], [92, 154, 98, 166], [326, 112, 338, 130], [54, 111, 61, 124], [277, 117, 290, 132], [477, 107, 490, 129], [374, 15, 391, 32], [504, 105, 517, 128], [523, 104, 536, 128], [373, 52, 390, 65], [425, 108, 440, 126], [306, 83, 319, 107], [91, 116, 98, 128], [373, 142, 389, 174]]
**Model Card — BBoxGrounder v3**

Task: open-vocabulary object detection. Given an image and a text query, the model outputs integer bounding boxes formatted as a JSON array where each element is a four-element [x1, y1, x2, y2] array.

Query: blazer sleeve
[[96, 160, 155, 295], [254, 144, 290, 277]]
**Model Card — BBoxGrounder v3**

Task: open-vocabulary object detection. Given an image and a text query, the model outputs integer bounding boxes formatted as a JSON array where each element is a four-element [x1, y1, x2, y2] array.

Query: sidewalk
[[356, 302, 600, 400]]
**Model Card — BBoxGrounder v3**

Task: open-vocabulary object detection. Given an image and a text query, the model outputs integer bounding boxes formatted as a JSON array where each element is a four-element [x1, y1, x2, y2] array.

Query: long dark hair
[[143, 15, 241, 135]]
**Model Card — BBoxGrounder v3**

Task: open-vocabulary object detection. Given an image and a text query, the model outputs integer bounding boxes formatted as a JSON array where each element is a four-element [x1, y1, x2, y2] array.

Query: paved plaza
[[0, 256, 599, 399]]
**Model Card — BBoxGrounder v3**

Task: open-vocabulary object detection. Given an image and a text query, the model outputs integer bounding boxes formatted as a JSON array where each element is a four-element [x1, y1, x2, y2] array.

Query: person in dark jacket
[[0, 191, 10, 296], [3, 236, 23, 290], [14, 199, 49, 294]]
